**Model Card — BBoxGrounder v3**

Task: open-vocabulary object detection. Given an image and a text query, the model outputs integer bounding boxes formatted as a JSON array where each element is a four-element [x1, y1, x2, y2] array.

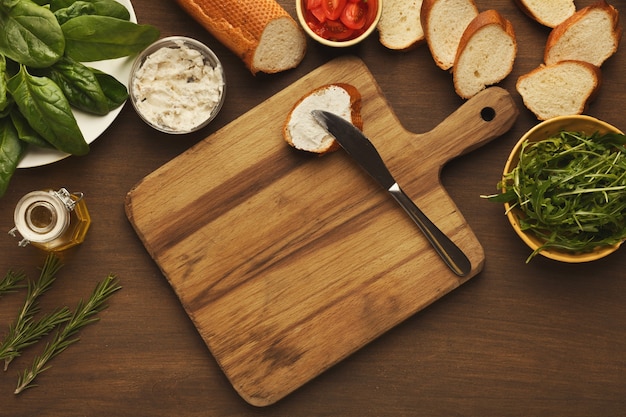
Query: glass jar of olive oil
[[9, 188, 91, 251]]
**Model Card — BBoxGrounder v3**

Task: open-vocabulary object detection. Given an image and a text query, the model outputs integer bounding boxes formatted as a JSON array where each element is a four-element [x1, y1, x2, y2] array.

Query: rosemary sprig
[[14, 274, 121, 395], [0, 270, 26, 297], [0, 307, 72, 371], [0, 254, 64, 370]]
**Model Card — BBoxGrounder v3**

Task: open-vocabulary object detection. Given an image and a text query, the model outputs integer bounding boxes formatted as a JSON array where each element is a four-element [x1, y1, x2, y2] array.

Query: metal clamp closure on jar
[[8, 188, 90, 251]]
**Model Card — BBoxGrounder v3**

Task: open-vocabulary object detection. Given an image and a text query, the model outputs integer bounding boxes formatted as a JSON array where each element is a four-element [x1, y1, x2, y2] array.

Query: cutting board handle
[[423, 87, 519, 165]]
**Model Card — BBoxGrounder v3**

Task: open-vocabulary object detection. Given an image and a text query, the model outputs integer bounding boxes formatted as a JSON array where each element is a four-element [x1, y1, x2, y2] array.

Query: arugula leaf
[[486, 130, 626, 261]]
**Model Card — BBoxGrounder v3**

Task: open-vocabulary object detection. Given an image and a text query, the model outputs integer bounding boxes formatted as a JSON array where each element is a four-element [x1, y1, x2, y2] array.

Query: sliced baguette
[[453, 10, 517, 99], [421, 0, 479, 70], [377, 0, 424, 50], [175, 0, 306, 74], [283, 84, 362, 154], [544, 0, 622, 67], [514, 0, 576, 28], [516, 60, 602, 121]]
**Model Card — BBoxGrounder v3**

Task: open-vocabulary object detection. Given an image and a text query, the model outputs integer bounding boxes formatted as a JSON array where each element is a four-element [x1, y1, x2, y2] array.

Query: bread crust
[[544, 0, 622, 66], [513, 0, 575, 28], [283, 84, 363, 155], [453, 9, 517, 98], [421, 0, 479, 70], [516, 60, 602, 120], [377, 0, 425, 51], [175, 0, 305, 74]]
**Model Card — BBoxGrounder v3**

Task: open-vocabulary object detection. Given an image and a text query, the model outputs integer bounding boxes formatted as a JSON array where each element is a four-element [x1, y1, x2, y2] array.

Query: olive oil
[[9, 188, 91, 251]]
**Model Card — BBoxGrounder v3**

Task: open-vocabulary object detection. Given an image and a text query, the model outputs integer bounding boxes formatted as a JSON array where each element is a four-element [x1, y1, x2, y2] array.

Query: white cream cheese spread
[[132, 41, 224, 133], [286, 86, 352, 152]]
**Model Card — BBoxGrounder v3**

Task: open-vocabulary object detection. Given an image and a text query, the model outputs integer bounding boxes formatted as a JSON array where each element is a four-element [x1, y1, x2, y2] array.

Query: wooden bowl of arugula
[[494, 115, 626, 263]]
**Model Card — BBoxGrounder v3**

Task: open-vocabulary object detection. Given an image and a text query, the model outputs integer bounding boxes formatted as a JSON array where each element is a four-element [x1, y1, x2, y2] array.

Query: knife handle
[[388, 183, 471, 277]]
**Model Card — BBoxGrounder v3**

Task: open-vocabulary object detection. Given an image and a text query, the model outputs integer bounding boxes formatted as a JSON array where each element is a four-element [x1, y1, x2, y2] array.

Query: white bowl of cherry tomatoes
[[296, 0, 382, 47]]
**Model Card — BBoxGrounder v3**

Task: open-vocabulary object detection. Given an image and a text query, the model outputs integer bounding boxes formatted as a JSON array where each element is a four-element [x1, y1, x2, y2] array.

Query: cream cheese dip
[[131, 38, 225, 133]]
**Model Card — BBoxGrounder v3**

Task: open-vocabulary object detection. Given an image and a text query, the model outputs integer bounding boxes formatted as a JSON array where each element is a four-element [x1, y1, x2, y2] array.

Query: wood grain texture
[[126, 57, 518, 405], [1, 1, 625, 416]]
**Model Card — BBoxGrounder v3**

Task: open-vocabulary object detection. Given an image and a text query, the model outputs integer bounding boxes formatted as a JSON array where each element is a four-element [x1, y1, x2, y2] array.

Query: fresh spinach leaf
[[0, 0, 65, 68], [0, 117, 25, 197], [10, 108, 53, 148], [0, 0, 20, 8], [0, 102, 12, 118], [90, 67, 128, 110], [89, 0, 131, 20], [49, 56, 109, 115], [62, 15, 159, 62], [0, 55, 8, 112], [49, 0, 130, 19], [54, 1, 96, 25], [7, 65, 88, 155]]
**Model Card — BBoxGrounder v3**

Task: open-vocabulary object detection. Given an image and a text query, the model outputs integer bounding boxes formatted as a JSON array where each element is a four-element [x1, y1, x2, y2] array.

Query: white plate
[[18, 0, 137, 168]]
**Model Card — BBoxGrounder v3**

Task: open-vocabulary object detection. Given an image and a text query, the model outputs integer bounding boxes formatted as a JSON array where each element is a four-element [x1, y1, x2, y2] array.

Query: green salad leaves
[[485, 130, 626, 262], [0, 0, 160, 197]]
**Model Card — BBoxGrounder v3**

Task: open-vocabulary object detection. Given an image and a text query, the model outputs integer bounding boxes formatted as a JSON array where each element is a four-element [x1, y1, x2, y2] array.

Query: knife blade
[[311, 110, 471, 277]]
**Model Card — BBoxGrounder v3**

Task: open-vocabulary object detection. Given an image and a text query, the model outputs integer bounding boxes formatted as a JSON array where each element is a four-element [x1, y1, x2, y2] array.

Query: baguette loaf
[[516, 60, 602, 121], [421, 0, 479, 70], [175, 0, 306, 74], [283, 84, 362, 154], [377, 0, 424, 50], [453, 10, 517, 99], [514, 0, 576, 28], [544, 0, 622, 67]]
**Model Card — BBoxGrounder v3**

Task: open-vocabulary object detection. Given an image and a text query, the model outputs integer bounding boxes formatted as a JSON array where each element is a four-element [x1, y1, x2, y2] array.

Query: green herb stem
[[0, 254, 63, 369], [0, 307, 71, 370], [485, 131, 626, 261], [0, 270, 26, 297], [14, 274, 121, 394]]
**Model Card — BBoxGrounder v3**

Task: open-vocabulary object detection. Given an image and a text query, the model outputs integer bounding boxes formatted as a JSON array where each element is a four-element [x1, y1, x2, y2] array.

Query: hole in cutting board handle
[[481, 107, 496, 122]]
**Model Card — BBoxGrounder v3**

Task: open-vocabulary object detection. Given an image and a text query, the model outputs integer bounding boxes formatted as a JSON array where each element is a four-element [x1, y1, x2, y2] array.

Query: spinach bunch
[[0, 0, 159, 197]]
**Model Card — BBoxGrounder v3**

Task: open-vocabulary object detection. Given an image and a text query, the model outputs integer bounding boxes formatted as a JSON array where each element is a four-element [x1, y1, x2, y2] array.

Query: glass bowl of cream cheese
[[129, 36, 226, 134]]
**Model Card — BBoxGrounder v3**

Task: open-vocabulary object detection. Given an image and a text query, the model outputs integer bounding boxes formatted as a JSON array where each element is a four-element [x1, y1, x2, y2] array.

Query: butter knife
[[312, 110, 471, 277]]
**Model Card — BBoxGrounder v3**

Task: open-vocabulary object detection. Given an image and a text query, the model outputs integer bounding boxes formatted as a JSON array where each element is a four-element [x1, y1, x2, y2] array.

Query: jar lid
[[13, 190, 71, 243]]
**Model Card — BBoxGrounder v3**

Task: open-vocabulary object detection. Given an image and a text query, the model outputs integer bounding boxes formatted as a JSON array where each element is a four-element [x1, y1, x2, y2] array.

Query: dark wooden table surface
[[1, 0, 625, 415]]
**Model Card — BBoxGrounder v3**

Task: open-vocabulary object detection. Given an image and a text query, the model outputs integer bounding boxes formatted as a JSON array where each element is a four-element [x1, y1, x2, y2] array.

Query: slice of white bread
[[421, 0, 479, 70], [514, 0, 576, 28], [283, 84, 363, 154], [453, 10, 517, 99], [516, 60, 602, 121], [175, 0, 306, 74], [377, 0, 424, 50], [544, 0, 622, 67]]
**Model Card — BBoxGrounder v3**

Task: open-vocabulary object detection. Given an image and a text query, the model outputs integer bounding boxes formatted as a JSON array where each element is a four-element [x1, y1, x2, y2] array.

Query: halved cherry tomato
[[306, 0, 322, 9], [321, 19, 354, 40], [309, 5, 327, 23], [322, 0, 347, 21], [340, 1, 367, 30], [303, 0, 378, 42]]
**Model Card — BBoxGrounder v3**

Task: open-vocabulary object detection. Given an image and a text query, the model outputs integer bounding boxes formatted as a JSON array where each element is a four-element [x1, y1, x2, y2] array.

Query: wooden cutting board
[[125, 56, 518, 406]]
